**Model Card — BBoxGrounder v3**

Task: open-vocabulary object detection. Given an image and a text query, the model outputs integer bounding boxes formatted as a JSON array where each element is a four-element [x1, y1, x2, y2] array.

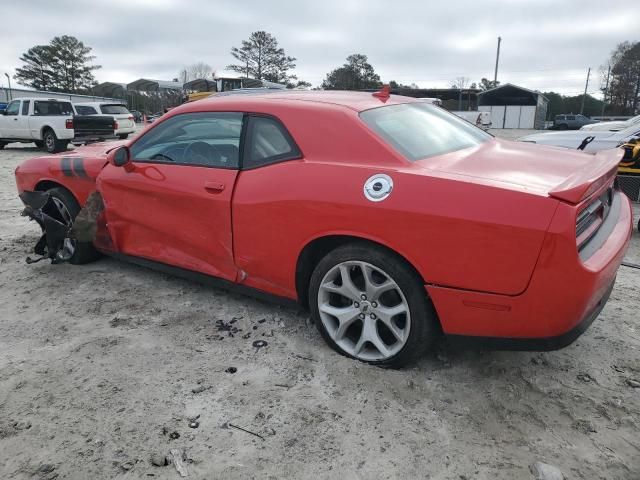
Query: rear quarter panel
[[232, 105, 557, 298]]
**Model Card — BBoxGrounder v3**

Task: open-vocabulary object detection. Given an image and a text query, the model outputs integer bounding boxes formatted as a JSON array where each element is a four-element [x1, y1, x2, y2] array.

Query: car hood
[[519, 130, 619, 144], [414, 138, 621, 200], [71, 139, 129, 157], [581, 121, 628, 131]]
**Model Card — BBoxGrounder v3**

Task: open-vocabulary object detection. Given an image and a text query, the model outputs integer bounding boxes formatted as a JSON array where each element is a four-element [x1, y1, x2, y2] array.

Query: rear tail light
[[576, 185, 613, 250], [128, 115, 134, 121], [65, 119, 73, 129], [114, 121, 119, 130]]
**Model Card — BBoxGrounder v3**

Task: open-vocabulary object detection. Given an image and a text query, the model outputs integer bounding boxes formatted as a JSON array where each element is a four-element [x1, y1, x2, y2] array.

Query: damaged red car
[[15, 90, 633, 367]]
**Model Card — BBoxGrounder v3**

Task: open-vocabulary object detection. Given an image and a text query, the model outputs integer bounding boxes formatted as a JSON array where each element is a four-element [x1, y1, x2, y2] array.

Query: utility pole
[[601, 65, 611, 117], [580, 67, 591, 115], [493, 36, 501, 85], [4, 73, 12, 100]]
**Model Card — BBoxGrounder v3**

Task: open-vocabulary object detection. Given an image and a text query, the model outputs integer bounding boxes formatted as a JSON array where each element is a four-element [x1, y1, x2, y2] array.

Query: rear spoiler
[[549, 148, 623, 204]]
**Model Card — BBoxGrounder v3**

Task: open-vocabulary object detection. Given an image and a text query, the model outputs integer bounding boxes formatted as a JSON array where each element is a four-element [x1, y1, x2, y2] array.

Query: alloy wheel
[[317, 261, 411, 361]]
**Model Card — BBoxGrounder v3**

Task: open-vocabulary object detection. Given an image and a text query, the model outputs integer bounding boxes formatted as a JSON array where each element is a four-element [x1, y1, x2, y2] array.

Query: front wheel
[[44, 187, 101, 264], [118, 133, 129, 140], [309, 243, 439, 368]]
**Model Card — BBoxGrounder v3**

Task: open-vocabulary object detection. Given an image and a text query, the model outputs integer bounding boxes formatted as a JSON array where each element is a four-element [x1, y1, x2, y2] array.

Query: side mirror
[[107, 146, 133, 170]]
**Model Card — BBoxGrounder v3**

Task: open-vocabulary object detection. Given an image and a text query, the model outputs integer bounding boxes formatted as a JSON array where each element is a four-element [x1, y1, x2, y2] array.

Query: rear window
[[100, 104, 130, 114], [33, 101, 73, 116], [360, 103, 490, 161], [76, 105, 98, 115]]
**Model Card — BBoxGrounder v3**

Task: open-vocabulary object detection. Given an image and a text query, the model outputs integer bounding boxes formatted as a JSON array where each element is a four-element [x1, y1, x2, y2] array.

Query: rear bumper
[[428, 189, 633, 348], [445, 278, 615, 350], [114, 125, 135, 135]]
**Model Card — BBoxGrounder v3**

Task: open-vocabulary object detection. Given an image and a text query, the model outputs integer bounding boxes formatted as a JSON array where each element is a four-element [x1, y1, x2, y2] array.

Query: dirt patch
[[0, 143, 639, 479]]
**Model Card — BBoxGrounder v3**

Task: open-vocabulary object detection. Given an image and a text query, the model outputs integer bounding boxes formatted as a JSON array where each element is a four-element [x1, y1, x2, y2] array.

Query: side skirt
[[107, 253, 300, 309]]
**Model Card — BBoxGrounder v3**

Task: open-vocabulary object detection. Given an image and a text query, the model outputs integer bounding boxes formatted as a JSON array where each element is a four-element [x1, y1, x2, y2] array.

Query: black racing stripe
[[60, 157, 74, 177], [72, 157, 89, 178]]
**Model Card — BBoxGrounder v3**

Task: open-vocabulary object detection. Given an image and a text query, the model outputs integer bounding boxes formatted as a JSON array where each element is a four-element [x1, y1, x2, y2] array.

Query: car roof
[[11, 97, 72, 102], [192, 90, 423, 113]]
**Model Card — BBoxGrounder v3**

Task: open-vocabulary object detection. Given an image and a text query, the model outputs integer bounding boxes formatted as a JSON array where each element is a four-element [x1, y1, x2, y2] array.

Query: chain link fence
[[618, 175, 640, 203]]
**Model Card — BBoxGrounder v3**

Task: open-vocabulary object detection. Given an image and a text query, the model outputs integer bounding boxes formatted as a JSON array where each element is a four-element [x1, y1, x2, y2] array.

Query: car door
[[98, 111, 244, 281], [2, 100, 21, 138], [15, 100, 31, 137]]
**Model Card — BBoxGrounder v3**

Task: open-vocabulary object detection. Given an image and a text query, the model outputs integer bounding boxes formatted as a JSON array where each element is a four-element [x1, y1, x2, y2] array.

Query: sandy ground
[[0, 133, 639, 480]]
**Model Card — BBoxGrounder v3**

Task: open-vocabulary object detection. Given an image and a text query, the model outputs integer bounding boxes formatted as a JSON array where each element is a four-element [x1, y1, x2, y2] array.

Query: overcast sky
[[0, 0, 635, 96]]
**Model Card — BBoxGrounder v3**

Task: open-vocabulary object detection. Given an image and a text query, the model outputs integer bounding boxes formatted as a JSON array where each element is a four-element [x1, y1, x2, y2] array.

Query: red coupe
[[15, 90, 633, 367]]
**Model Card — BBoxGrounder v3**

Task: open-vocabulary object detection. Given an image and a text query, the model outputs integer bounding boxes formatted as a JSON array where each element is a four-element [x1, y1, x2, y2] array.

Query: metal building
[[478, 83, 548, 129]]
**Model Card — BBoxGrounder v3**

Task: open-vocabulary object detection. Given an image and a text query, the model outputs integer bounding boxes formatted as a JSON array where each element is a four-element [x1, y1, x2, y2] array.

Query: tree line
[[10, 33, 640, 115]]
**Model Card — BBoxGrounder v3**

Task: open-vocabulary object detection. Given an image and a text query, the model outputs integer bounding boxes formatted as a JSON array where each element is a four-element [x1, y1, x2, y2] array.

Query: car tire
[[557, 123, 569, 130], [309, 243, 439, 368], [0, 142, 5, 150], [34, 140, 44, 148], [42, 129, 68, 154], [45, 187, 101, 265], [118, 134, 129, 140]]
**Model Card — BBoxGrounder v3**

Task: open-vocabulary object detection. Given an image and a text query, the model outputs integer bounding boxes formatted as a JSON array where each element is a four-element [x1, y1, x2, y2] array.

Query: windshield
[[33, 101, 73, 116], [618, 122, 640, 139], [100, 104, 130, 115], [360, 103, 490, 161]]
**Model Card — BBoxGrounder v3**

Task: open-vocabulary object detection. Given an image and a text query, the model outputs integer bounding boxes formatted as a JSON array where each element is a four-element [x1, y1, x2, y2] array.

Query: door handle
[[13, 118, 18, 121], [204, 181, 225, 193]]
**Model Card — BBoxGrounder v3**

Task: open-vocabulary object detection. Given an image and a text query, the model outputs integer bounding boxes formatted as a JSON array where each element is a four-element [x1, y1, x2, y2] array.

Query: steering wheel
[[183, 141, 222, 166], [151, 152, 175, 162]]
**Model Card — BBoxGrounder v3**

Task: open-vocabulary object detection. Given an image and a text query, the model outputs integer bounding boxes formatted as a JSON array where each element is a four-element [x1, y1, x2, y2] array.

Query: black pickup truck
[[71, 113, 118, 146]]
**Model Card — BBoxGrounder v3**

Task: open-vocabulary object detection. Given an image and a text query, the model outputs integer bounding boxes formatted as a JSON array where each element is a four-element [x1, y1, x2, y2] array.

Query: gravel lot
[[1, 133, 639, 479]]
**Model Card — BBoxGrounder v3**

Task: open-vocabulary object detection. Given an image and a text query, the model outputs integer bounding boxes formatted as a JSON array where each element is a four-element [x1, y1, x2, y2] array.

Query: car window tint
[[130, 112, 243, 168], [244, 116, 300, 169], [100, 104, 130, 115], [360, 103, 490, 161], [21, 100, 30, 115], [76, 105, 98, 115], [567, 115, 575, 120], [5, 100, 20, 116]]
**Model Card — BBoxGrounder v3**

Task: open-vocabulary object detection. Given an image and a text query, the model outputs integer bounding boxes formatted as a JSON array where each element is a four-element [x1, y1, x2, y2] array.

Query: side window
[[21, 100, 30, 116], [130, 112, 243, 168], [556, 115, 564, 120], [244, 116, 301, 169], [5, 100, 20, 116], [566, 115, 576, 120]]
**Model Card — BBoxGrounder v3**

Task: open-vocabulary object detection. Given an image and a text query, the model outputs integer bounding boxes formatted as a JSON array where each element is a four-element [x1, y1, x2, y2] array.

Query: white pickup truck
[[0, 98, 117, 153]]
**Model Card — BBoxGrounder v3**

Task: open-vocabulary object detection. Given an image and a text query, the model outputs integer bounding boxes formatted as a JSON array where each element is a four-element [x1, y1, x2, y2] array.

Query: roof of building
[[92, 82, 127, 97], [127, 78, 183, 91]]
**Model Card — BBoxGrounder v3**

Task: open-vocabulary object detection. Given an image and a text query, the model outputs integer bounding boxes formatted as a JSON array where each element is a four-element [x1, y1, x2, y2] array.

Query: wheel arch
[[34, 180, 79, 204], [40, 125, 54, 140], [295, 234, 427, 310]]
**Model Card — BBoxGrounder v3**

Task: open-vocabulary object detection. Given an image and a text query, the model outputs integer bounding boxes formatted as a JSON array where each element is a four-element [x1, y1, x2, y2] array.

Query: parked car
[[552, 114, 598, 130], [15, 91, 632, 367], [130, 110, 143, 123], [0, 102, 7, 113], [580, 114, 640, 132], [519, 122, 640, 153], [0, 98, 117, 153], [74, 102, 136, 139]]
